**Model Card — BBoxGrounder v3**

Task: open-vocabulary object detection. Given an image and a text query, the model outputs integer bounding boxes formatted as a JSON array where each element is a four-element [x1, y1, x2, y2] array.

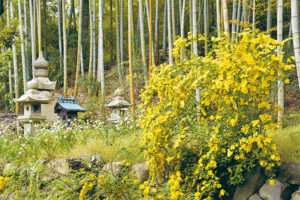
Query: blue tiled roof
[[55, 96, 87, 112]]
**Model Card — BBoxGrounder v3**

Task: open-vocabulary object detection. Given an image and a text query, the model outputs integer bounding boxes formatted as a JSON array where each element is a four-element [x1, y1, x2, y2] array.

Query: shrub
[[140, 31, 293, 199]]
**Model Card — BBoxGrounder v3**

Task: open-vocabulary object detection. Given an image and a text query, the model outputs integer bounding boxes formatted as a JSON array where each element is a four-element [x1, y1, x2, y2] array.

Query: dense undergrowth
[[0, 31, 299, 199]]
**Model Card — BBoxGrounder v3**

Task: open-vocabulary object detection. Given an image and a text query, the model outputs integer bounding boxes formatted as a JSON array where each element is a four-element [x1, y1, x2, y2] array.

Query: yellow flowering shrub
[[0, 176, 10, 194], [140, 31, 293, 199]]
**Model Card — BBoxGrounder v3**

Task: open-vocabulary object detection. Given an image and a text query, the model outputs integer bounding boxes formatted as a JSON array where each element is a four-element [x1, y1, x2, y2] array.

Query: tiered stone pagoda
[[106, 88, 130, 123], [14, 53, 56, 136]]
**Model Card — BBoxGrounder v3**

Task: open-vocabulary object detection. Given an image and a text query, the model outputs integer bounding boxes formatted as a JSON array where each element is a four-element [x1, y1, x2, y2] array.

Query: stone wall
[[233, 162, 300, 200]]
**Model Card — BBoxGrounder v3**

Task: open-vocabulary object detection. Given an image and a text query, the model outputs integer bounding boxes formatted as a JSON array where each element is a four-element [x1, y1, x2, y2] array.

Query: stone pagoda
[[106, 88, 130, 123], [14, 53, 56, 136]]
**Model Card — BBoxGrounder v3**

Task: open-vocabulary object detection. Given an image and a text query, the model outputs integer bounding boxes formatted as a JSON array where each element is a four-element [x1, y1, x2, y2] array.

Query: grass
[[272, 114, 300, 162], [0, 119, 144, 165], [67, 129, 145, 163]]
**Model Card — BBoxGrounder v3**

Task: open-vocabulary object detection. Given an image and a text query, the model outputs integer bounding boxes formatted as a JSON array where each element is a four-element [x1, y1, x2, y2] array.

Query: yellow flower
[[269, 179, 275, 185], [251, 120, 260, 127], [139, 185, 145, 190], [219, 189, 225, 196], [227, 168, 232, 173], [3, 177, 10, 182], [89, 174, 95, 180]]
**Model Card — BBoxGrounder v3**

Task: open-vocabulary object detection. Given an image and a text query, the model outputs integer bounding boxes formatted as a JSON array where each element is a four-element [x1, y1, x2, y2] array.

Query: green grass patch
[[66, 129, 145, 163], [272, 122, 300, 162]]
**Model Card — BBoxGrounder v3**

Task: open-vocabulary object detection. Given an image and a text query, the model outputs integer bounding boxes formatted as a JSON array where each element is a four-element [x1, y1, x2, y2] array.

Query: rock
[[249, 194, 263, 200], [286, 162, 300, 185], [258, 179, 284, 200], [130, 163, 149, 182], [80, 154, 104, 168], [281, 184, 299, 200], [102, 162, 124, 177], [291, 188, 300, 200], [66, 157, 83, 170], [278, 162, 300, 185], [0, 191, 14, 200], [233, 166, 266, 200], [45, 159, 69, 175], [2, 163, 15, 176]]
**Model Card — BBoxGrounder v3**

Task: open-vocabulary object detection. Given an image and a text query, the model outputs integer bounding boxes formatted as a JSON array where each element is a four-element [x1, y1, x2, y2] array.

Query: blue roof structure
[[54, 96, 87, 112]]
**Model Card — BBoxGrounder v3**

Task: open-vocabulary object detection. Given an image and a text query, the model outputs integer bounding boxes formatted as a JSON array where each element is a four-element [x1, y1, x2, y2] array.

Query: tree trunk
[[128, 0, 135, 116], [24, 0, 29, 80], [29, 0, 35, 77], [197, 0, 202, 34], [216, 0, 221, 37], [291, 0, 300, 90], [162, 0, 167, 52], [204, 0, 208, 55], [10, 0, 19, 113], [154, 0, 159, 65], [110, 0, 113, 66], [115, 0, 122, 84], [88, 0, 93, 96], [267, 0, 272, 35], [192, 0, 197, 55], [92, 0, 96, 79], [29, 0, 35, 78], [192, 0, 200, 117], [231, 0, 236, 41], [171, 0, 175, 41], [18, 0, 27, 91], [62, 0, 68, 96], [222, 0, 230, 40], [98, 0, 104, 95], [235, 0, 241, 38], [242, 0, 247, 24], [120, 0, 124, 74], [74, 0, 83, 97], [149, 0, 153, 78], [277, 0, 283, 128], [42, 0, 46, 58], [167, 0, 173, 65], [252, 0, 255, 33], [6, 0, 12, 96], [37, 0, 41, 54], [58, 0, 63, 72], [67, 0, 75, 38], [139, 0, 148, 84], [77, 0, 84, 76], [180, 0, 186, 60], [145, 0, 155, 65], [189, 0, 192, 52]]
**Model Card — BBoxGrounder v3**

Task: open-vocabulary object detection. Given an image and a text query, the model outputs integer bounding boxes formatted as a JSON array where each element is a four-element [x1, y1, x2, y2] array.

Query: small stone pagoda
[[14, 53, 56, 136], [106, 88, 130, 123]]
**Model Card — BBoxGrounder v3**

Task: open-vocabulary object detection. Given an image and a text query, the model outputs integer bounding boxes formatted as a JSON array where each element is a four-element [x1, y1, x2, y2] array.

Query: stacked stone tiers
[[14, 53, 56, 124], [14, 53, 56, 104]]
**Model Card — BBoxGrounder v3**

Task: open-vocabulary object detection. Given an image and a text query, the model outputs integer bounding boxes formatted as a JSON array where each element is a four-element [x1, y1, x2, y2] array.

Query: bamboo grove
[[0, 0, 299, 127]]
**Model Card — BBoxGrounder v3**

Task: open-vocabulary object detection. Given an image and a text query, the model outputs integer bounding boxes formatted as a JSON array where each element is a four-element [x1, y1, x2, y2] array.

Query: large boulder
[[66, 157, 83, 170], [233, 167, 266, 200], [278, 162, 300, 185], [2, 163, 15, 176], [80, 154, 104, 168], [291, 187, 300, 200], [130, 163, 149, 182], [258, 179, 284, 200], [102, 161, 124, 177], [249, 194, 263, 200], [45, 159, 69, 175]]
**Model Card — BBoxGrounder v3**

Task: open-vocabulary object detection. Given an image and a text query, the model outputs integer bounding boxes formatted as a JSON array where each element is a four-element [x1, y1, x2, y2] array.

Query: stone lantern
[[14, 53, 56, 136], [106, 88, 130, 123]]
